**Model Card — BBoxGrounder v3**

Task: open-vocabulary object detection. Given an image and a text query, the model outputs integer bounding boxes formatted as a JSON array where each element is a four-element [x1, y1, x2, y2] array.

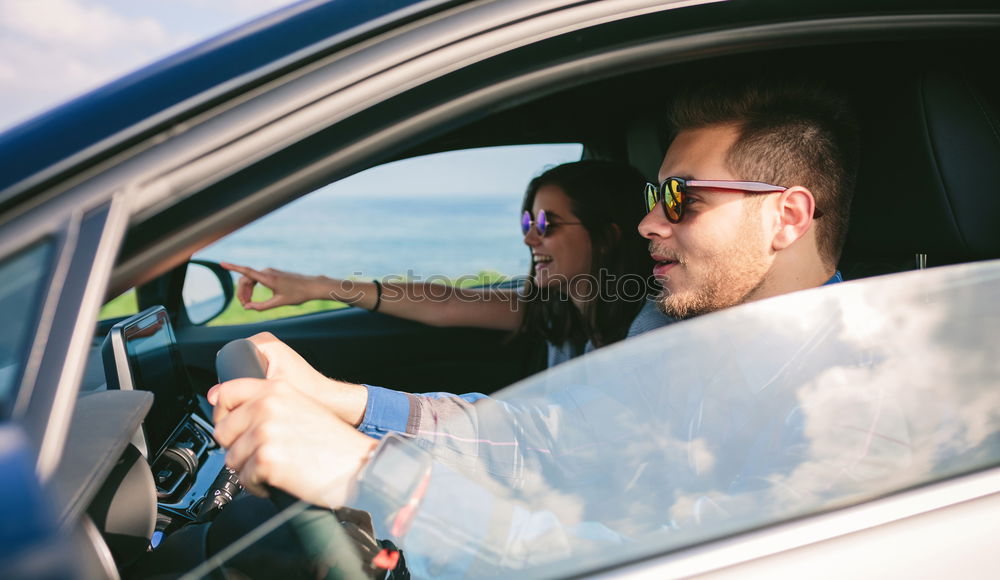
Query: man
[[209, 79, 859, 520], [641, 81, 856, 320]]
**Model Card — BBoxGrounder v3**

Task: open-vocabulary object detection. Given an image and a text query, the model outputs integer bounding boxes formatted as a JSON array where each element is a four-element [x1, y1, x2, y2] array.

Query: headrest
[[842, 68, 1000, 278]]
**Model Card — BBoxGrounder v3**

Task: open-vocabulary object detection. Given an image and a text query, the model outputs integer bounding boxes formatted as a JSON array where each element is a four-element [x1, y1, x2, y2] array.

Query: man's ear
[[772, 186, 817, 251]]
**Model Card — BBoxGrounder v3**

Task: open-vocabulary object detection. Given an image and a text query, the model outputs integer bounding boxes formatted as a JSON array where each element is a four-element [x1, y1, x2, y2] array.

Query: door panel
[[114, 257, 543, 400]]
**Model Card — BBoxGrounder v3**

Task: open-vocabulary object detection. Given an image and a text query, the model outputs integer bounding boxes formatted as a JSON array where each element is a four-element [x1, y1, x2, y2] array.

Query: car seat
[[840, 66, 1000, 278]]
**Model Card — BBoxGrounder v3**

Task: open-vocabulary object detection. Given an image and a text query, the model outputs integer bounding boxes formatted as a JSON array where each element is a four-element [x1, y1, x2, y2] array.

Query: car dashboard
[[51, 306, 238, 575]]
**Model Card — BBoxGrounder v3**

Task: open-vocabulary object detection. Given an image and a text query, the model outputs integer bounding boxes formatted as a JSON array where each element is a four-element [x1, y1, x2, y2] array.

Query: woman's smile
[[524, 185, 592, 286]]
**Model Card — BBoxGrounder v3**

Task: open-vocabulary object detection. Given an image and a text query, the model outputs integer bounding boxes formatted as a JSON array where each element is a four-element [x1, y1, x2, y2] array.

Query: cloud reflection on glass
[[354, 261, 1000, 578]]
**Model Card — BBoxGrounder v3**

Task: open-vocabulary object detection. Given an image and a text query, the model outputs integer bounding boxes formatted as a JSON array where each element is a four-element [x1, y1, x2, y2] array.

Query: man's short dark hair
[[668, 80, 860, 267]]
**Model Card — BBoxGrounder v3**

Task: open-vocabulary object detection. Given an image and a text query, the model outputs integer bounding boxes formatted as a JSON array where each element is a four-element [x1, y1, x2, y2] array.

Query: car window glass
[[0, 241, 53, 417], [200, 260, 1000, 577], [360, 260, 997, 577], [194, 143, 583, 325]]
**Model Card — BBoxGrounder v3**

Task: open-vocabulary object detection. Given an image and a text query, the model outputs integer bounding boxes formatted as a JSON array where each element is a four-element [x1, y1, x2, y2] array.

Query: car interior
[[64, 12, 1000, 577]]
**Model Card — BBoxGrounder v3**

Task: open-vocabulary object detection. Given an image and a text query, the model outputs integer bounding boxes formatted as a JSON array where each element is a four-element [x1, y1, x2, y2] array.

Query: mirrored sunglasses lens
[[537, 210, 547, 236], [521, 211, 531, 235], [665, 178, 683, 222], [644, 183, 658, 213]]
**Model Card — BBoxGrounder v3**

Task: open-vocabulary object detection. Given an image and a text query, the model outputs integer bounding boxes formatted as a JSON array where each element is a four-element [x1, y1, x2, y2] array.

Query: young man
[[642, 81, 857, 320], [208, 79, 860, 514]]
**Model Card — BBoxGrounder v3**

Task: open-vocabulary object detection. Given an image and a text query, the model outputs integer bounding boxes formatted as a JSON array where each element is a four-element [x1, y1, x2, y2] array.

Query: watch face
[[368, 437, 425, 496], [358, 434, 433, 540]]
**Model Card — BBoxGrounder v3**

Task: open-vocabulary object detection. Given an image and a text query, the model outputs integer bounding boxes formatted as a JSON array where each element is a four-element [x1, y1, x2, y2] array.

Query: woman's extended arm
[[220, 262, 524, 331]]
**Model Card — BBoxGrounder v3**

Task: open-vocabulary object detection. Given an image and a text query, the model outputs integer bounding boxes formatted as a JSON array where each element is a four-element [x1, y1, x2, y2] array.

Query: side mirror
[[181, 260, 235, 325]]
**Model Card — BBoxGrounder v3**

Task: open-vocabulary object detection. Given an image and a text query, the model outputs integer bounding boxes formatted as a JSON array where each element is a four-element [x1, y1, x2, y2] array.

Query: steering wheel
[[215, 339, 369, 580]]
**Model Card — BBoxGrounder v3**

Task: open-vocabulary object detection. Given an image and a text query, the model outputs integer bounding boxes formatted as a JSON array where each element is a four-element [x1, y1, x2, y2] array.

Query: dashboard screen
[[103, 307, 195, 456]]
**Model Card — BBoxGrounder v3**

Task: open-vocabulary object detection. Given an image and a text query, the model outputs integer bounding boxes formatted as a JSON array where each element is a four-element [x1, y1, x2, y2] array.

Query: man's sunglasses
[[521, 210, 582, 237], [644, 177, 820, 223]]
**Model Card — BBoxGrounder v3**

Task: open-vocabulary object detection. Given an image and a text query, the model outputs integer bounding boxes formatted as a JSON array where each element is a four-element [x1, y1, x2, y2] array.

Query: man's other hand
[[209, 376, 377, 508]]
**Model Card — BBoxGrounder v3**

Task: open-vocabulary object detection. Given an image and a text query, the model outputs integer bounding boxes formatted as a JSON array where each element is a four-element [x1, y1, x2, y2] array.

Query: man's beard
[[653, 220, 770, 320]]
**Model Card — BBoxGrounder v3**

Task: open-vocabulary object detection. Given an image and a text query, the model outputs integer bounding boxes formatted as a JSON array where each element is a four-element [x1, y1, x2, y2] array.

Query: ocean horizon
[[195, 192, 531, 282]]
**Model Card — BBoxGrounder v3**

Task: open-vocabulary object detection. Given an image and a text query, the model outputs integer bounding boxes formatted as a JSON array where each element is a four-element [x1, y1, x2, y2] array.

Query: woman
[[222, 160, 669, 367]]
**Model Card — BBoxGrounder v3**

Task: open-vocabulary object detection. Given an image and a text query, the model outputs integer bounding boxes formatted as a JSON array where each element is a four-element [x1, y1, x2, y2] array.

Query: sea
[[195, 191, 530, 282]]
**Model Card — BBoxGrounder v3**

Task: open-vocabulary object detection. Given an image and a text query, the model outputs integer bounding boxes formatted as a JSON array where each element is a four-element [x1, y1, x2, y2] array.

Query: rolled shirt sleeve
[[358, 385, 488, 440]]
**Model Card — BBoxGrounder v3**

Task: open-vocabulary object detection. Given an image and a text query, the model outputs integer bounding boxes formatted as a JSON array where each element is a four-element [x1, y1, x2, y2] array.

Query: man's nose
[[638, 202, 673, 239]]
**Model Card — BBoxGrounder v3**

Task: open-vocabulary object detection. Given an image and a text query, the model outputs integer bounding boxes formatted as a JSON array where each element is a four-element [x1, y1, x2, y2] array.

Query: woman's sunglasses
[[645, 177, 817, 223], [521, 210, 582, 237]]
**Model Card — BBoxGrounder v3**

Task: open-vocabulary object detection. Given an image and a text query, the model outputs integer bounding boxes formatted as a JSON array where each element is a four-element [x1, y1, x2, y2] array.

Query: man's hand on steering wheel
[[210, 338, 385, 580], [223, 331, 370, 427], [209, 364, 377, 508]]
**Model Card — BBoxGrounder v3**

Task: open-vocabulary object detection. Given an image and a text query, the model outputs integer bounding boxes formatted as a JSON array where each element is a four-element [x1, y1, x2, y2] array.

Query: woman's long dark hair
[[518, 160, 654, 352]]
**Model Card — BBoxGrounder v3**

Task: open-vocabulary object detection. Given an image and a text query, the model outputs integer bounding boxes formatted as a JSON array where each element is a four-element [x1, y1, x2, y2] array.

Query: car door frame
[[0, 190, 129, 480]]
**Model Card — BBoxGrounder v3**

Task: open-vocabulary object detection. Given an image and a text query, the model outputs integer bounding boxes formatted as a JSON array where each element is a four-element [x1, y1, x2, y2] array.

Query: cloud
[[0, 0, 179, 129], [664, 283, 1000, 529], [0, 0, 292, 132], [175, 0, 293, 19], [0, 0, 168, 51]]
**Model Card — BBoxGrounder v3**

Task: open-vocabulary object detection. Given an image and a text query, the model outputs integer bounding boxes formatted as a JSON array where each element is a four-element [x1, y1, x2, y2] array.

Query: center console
[[102, 306, 240, 534]]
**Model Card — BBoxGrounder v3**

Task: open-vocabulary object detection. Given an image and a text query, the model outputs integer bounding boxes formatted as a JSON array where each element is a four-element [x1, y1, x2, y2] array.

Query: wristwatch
[[353, 432, 433, 540]]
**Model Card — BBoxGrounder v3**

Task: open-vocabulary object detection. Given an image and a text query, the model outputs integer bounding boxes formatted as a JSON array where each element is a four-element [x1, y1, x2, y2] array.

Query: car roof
[[0, 0, 462, 212], [7, 0, 998, 214]]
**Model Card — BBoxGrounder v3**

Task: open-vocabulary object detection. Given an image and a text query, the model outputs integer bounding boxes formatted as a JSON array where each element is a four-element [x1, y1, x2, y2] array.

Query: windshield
[[0, 241, 53, 418], [215, 260, 1000, 578]]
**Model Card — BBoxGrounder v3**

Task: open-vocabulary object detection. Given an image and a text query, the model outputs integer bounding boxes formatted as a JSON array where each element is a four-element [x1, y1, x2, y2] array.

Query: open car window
[[190, 144, 582, 325], [207, 260, 1000, 577]]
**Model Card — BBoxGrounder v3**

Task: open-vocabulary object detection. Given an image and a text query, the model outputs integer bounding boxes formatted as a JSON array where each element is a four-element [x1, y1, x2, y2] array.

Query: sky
[[0, 0, 296, 132], [0, 0, 582, 196]]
